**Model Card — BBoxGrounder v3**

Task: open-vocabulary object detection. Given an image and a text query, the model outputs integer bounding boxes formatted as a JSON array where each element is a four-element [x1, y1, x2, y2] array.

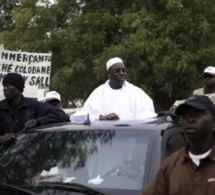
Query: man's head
[[2, 73, 25, 100], [175, 95, 215, 142], [106, 57, 126, 89], [44, 91, 61, 108], [203, 66, 215, 89]]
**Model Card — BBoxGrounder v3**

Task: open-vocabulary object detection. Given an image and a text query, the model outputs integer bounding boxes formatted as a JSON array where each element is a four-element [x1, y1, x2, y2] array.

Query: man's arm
[[0, 111, 16, 145], [37, 104, 67, 125], [25, 101, 67, 128], [0, 133, 15, 145]]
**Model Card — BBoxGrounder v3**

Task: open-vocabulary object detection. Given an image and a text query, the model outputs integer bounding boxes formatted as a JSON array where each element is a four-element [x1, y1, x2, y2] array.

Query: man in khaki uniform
[[171, 66, 215, 112], [194, 66, 215, 95]]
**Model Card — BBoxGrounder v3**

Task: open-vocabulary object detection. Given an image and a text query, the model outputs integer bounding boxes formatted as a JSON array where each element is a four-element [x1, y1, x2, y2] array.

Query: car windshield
[[0, 129, 151, 193]]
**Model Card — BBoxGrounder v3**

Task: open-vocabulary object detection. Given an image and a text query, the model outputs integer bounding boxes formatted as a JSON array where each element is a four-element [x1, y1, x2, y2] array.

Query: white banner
[[0, 49, 52, 100]]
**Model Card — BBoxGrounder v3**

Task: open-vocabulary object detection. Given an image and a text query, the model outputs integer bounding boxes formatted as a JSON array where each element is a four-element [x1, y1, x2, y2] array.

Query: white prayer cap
[[204, 66, 215, 75], [106, 57, 123, 70], [44, 91, 61, 102]]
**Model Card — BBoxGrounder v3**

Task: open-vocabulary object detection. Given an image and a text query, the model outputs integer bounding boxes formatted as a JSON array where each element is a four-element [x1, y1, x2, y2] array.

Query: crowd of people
[[1, 58, 215, 136], [0, 57, 215, 194]]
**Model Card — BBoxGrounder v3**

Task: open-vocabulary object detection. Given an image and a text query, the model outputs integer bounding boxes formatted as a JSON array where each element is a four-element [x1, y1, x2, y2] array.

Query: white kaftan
[[83, 80, 157, 121]]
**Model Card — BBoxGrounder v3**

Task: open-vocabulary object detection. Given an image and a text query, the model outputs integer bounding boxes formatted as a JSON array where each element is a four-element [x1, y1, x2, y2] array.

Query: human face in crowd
[[3, 83, 21, 100], [180, 106, 215, 143], [108, 63, 127, 89], [203, 73, 215, 88]]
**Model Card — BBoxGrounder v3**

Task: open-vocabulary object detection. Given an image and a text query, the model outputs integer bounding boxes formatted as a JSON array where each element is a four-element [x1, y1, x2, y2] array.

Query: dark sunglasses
[[112, 68, 127, 74], [203, 73, 215, 79]]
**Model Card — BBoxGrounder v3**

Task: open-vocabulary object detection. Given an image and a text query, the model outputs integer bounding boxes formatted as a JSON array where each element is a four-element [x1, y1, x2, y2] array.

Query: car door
[[161, 124, 187, 161]]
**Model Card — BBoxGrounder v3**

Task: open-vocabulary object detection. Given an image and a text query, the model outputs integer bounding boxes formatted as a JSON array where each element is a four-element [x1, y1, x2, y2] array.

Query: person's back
[[83, 57, 157, 121]]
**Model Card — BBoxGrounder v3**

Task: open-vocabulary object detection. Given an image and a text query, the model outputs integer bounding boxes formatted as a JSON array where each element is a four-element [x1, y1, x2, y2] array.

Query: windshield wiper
[[38, 182, 107, 195], [0, 183, 38, 195]]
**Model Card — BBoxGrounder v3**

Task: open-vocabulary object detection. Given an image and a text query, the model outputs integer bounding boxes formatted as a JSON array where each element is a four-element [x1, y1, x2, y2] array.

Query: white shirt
[[83, 80, 157, 121], [189, 149, 211, 166]]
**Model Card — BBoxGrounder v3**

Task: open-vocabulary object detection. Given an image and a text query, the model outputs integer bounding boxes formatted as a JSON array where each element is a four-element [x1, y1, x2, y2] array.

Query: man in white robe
[[83, 57, 157, 121]]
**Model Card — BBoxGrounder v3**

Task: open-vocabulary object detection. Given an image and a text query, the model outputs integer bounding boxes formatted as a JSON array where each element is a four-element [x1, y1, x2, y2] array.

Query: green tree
[[0, 0, 20, 31], [1, 0, 215, 110]]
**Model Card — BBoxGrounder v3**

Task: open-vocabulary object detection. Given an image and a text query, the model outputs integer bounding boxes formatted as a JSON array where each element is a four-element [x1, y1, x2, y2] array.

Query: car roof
[[24, 115, 179, 134]]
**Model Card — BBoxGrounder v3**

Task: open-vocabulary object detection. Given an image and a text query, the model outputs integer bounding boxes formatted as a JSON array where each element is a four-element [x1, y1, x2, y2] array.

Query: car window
[[0, 130, 152, 192]]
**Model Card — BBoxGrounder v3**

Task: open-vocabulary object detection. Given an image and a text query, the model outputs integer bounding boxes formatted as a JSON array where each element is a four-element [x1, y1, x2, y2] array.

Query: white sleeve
[[134, 88, 157, 119], [83, 88, 103, 121]]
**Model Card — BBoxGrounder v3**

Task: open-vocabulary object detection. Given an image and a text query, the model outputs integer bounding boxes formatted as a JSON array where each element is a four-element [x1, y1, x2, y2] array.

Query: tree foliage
[[1, 0, 215, 109]]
